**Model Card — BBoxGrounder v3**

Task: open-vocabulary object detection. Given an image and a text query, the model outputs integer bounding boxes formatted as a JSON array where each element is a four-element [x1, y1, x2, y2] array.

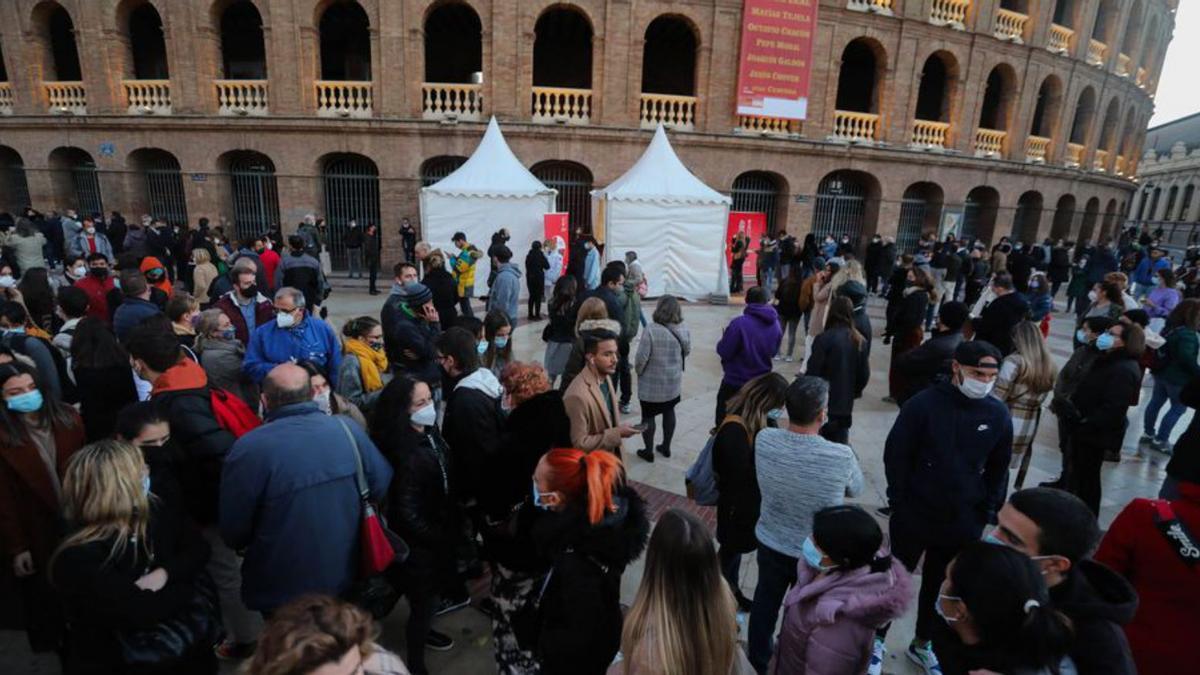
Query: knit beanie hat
[[402, 282, 433, 308]]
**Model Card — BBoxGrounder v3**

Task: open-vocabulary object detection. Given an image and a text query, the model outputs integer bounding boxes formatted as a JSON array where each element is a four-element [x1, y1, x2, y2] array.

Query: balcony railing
[[122, 79, 171, 114], [1136, 67, 1148, 88], [1117, 53, 1131, 77], [929, 0, 970, 28], [1065, 142, 1085, 168], [974, 128, 1007, 157], [994, 9, 1028, 43], [1025, 135, 1051, 163], [1115, 155, 1127, 177], [639, 93, 696, 131], [531, 86, 591, 124], [1087, 39, 1108, 66], [44, 82, 86, 114], [1047, 24, 1074, 54], [911, 119, 950, 149], [738, 115, 799, 135], [315, 80, 373, 118], [847, 0, 894, 14], [0, 83, 11, 115], [421, 82, 483, 121], [832, 110, 880, 143], [1093, 149, 1109, 173], [215, 80, 269, 116]]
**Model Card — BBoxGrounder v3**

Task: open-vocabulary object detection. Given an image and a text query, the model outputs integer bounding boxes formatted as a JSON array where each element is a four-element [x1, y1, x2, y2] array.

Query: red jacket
[[74, 275, 116, 323], [1095, 482, 1200, 675], [259, 249, 281, 291]]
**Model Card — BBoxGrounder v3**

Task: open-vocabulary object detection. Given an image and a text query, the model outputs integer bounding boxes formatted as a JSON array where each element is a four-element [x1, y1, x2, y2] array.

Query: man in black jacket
[[973, 272, 1029, 356], [882, 340, 1013, 674], [381, 280, 441, 387], [436, 327, 503, 508], [893, 301, 968, 403], [938, 488, 1136, 675]]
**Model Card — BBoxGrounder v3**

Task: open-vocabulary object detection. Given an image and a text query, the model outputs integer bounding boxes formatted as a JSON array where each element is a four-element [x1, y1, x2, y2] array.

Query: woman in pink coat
[[772, 505, 912, 675]]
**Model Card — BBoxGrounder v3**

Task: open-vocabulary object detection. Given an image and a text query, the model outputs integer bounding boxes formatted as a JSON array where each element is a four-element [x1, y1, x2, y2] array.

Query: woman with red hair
[[525, 448, 649, 675]]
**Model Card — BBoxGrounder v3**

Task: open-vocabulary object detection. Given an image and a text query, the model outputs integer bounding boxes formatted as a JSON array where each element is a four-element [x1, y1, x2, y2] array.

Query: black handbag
[[115, 572, 222, 666]]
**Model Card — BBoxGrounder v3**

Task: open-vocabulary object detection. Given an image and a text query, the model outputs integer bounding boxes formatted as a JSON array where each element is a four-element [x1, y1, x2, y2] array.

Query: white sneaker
[[906, 642, 943, 675], [867, 637, 885, 675], [785, 356, 794, 363]]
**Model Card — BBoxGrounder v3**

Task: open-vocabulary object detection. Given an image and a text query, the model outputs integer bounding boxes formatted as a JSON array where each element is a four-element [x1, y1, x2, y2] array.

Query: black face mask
[[89, 267, 108, 279], [238, 284, 258, 299]]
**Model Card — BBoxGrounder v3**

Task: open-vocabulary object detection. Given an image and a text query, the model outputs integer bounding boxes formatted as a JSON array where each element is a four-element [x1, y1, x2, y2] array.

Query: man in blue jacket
[[244, 286, 341, 385], [880, 340, 1013, 675], [220, 363, 392, 614], [487, 245, 522, 328], [1131, 246, 1171, 298]]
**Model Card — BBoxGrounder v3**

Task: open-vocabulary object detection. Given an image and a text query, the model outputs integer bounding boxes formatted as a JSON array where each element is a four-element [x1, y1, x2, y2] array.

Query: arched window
[[1050, 195, 1076, 240], [1098, 98, 1120, 159], [836, 39, 882, 114], [1092, 0, 1117, 45], [1, 37, 9, 83], [1136, 186, 1152, 221], [1051, 0, 1077, 27], [1140, 16, 1160, 70], [1120, 3, 1143, 57], [534, 7, 592, 89], [128, 148, 187, 225], [219, 1, 267, 79], [35, 3, 82, 81], [319, 0, 371, 80], [424, 2, 481, 84], [1165, 186, 1180, 222], [962, 186, 1000, 243], [123, 2, 169, 79], [813, 170, 880, 245], [321, 154, 380, 269], [48, 147, 102, 215], [914, 52, 954, 123], [1012, 191, 1044, 243], [1147, 187, 1162, 222], [731, 171, 787, 234], [1068, 87, 1095, 145], [0, 147, 31, 212], [898, 183, 945, 253], [420, 156, 467, 187], [532, 161, 594, 231], [641, 16, 697, 96], [1078, 197, 1100, 242], [978, 65, 1016, 131], [1099, 198, 1118, 242], [1029, 76, 1062, 139], [221, 150, 279, 242], [1181, 185, 1195, 222]]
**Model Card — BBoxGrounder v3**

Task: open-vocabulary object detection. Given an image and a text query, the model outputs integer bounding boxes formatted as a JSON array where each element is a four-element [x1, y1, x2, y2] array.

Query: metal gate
[[897, 198, 928, 254], [420, 156, 467, 187], [143, 155, 188, 226], [732, 172, 781, 234], [813, 173, 867, 245], [322, 155, 381, 270], [229, 154, 280, 244], [961, 199, 982, 241], [72, 163, 103, 216], [532, 161, 592, 231], [0, 163, 30, 212], [1011, 198, 1042, 243]]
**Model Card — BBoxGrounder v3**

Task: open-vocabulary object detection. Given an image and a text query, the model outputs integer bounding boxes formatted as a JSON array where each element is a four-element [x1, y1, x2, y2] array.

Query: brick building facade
[[0, 0, 1176, 267]]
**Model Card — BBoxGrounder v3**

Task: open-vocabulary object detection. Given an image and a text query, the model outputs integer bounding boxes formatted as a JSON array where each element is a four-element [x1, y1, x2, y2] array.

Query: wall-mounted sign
[[98, 143, 115, 157], [191, 173, 207, 182], [735, 0, 819, 121]]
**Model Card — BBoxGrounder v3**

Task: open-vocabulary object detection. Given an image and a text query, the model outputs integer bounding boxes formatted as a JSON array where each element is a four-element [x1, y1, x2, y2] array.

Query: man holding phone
[[564, 329, 640, 457]]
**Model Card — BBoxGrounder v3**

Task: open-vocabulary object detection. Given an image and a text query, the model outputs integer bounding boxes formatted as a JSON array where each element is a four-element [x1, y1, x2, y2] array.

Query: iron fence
[[731, 173, 781, 234], [321, 156, 381, 269], [532, 161, 592, 231]]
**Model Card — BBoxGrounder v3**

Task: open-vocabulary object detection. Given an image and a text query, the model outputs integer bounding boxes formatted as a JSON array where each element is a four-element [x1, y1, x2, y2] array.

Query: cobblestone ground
[[1, 281, 1171, 674]]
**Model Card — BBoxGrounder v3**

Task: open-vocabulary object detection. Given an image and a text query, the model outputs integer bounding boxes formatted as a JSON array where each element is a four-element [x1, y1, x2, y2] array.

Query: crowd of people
[[0, 204, 1196, 675]]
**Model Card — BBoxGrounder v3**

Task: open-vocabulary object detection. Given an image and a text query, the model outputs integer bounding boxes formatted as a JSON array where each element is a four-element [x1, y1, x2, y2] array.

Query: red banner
[[544, 212, 570, 276], [727, 212, 767, 282], [735, 0, 818, 120]]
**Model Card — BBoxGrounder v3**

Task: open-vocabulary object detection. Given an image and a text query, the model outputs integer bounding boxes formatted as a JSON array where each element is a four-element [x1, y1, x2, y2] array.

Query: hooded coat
[[532, 484, 650, 675], [489, 262, 523, 327], [771, 557, 913, 675], [441, 367, 503, 505], [1049, 559, 1137, 675], [139, 256, 173, 296], [716, 303, 783, 388]]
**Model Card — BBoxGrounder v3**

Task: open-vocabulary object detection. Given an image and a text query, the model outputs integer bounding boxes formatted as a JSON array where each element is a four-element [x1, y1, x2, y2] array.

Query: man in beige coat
[[564, 329, 639, 456]]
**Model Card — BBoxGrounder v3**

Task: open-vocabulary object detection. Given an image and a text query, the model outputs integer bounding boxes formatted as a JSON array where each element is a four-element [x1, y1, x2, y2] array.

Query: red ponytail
[[542, 448, 623, 524]]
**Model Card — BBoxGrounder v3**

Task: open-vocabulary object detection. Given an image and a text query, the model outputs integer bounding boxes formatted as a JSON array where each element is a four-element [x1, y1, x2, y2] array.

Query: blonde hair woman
[[50, 440, 216, 674], [191, 248, 219, 305], [613, 508, 754, 675], [993, 320, 1058, 488], [247, 595, 409, 674]]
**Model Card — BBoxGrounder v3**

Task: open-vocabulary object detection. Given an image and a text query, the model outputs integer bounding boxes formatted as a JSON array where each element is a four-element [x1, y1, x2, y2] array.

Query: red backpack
[[209, 388, 262, 438]]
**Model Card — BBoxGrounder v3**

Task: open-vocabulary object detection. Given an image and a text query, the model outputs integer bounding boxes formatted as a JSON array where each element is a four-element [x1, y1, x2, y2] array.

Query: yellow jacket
[[453, 244, 481, 296]]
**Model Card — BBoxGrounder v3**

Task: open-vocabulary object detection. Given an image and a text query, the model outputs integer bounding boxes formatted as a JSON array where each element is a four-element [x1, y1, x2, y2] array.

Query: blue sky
[[1150, 2, 1197, 126]]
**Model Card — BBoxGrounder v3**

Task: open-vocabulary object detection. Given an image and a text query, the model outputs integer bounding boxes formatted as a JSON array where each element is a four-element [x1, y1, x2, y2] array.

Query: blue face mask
[[477, 340, 488, 355], [766, 408, 785, 420], [801, 536, 835, 572], [494, 336, 509, 350], [1095, 333, 1116, 351], [4, 327, 25, 335], [1075, 329, 1089, 344], [983, 532, 1006, 546], [532, 479, 552, 510], [142, 474, 152, 497], [6, 389, 42, 413]]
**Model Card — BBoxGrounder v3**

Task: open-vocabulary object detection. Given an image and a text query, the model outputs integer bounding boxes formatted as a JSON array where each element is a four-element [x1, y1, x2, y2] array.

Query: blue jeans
[[747, 544, 798, 673], [1144, 377, 1186, 443]]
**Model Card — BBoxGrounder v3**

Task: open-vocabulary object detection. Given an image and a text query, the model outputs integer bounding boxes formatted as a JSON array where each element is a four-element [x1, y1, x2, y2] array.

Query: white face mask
[[411, 402, 437, 427], [276, 311, 297, 329], [0, 275, 14, 288], [1088, 290, 1098, 303], [71, 266, 86, 278], [957, 374, 995, 400], [313, 390, 332, 414]]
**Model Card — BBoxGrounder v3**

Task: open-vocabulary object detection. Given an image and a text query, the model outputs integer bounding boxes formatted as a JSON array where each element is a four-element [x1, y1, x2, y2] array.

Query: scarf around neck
[[344, 337, 388, 392]]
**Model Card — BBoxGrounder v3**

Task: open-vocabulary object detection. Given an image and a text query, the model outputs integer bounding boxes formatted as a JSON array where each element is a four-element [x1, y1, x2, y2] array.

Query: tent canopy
[[593, 126, 730, 300], [420, 118, 556, 296]]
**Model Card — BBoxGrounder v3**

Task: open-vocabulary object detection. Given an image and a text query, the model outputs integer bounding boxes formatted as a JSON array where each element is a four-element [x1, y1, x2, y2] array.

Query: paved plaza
[[0, 283, 1175, 675]]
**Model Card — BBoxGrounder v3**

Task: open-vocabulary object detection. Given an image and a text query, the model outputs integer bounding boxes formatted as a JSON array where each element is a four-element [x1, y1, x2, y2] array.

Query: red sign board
[[727, 212, 768, 282], [544, 212, 570, 276], [735, 0, 819, 120]]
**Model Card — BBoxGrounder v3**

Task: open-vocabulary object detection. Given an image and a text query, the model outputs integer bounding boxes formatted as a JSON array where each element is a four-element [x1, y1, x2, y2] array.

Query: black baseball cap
[[954, 340, 1002, 369]]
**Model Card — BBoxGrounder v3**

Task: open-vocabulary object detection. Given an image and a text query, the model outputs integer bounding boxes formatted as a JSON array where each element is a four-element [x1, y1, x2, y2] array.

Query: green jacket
[[1159, 327, 1200, 386], [620, 282, 641, 341]]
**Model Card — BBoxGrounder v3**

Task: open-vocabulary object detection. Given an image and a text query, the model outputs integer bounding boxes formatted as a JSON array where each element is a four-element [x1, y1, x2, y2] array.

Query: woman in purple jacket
[[772, 505, 912, 675]]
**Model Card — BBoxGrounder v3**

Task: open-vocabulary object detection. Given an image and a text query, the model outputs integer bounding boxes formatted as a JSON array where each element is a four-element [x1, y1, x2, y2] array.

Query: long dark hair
[[812, 505, 889, 572], [18, 268, 55, 330], [549, 275, 578, 315], [483, 309, 512, 368], [824, 296, 864, 350], [370, 374, 424, 458], [70, 317, 130, 370], [0, 362, 78, 446], [950, 542, 1074, 673]]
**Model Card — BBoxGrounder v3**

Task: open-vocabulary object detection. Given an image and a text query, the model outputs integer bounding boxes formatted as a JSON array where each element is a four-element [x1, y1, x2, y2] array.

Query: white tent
[[592, 125, 731, 299], [419, 117, 557, 293]]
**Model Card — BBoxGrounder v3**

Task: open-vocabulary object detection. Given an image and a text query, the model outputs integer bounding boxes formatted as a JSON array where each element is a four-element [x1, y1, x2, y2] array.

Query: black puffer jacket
[[1071, 351, 1141, 453], [806, 325, 866, 416], [1051, 559, 1138, 675], [384, 426, 455, 551], [894, 330, 964, 403], [533, 485, 650, 675], [381, 294, 442, 385]]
